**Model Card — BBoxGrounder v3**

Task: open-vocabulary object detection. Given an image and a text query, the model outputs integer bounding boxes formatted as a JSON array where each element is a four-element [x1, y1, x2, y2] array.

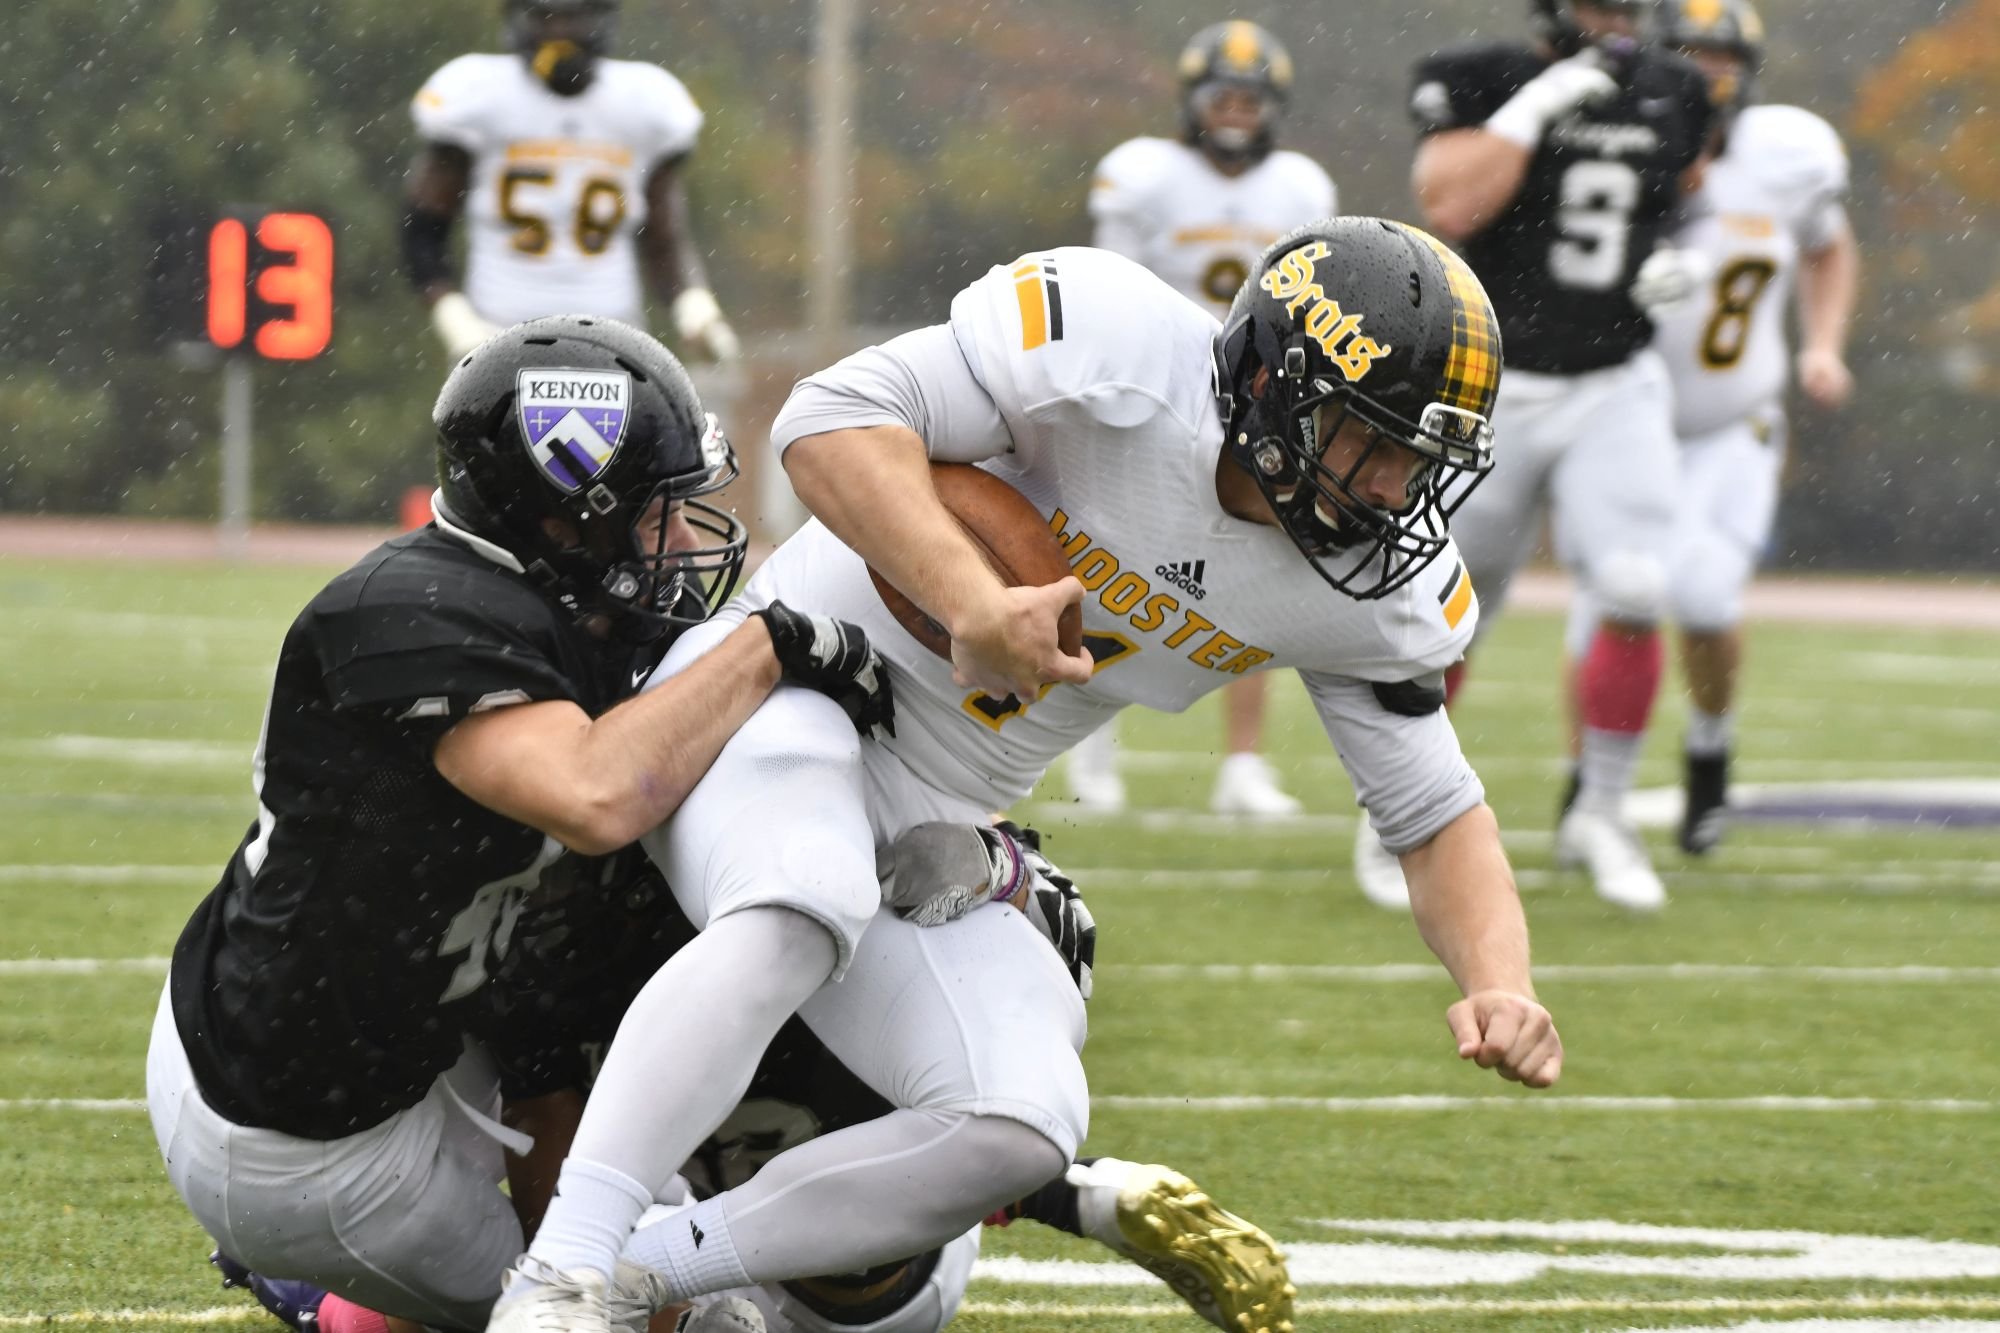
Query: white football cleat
[[1556, 806, 1666, 912], [1065, 725, 1127, 812], [1209, 753, 1302, 818], [1352, 815, 1412, 911], [1071, 1157, 1296, 1333], [487, 1256, 612, 1333], [671, 1297, 765, 1333]]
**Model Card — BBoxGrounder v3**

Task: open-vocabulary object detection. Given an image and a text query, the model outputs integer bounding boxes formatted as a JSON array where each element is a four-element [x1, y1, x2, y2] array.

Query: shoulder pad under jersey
[[411, 53, 516, 151], [949, 246, 1220, 441]]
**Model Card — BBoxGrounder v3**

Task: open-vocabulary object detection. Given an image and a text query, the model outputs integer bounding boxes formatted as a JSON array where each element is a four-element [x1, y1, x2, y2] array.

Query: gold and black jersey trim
[[1412, 231, 1502, 417], [1437, 558, 1475, 630], [1011, 255, 1066, 351]]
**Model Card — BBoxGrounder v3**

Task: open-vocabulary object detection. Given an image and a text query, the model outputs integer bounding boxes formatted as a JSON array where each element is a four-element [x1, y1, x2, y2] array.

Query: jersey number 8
[[499, 169, 629, 257], [1700, 257, 1778, 369]]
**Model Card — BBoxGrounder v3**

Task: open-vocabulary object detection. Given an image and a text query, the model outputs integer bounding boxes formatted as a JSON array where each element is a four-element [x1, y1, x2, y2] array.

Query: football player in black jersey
[[1368, 0, 1715, 913], [146, 316, 894, 1332]]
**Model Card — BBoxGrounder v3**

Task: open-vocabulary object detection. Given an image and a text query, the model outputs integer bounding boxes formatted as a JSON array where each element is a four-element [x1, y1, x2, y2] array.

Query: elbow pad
[[401, 207, 457, 292]]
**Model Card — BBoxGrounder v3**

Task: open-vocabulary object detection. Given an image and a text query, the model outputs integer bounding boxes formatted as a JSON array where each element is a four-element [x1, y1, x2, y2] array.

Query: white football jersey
[[411, 54, 703, 327], [1089, 137, 1337, 315], [1651, 104, 1849, 438], [763, 248, 1479, 844]]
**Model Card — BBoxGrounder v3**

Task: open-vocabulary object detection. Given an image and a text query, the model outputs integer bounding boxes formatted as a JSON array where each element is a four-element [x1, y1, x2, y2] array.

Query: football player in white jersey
[[403, 0, 739, 364], [1586, 0, 1858, 852], [490, 219, 1563, 1333], [1072, 19, 1339, 817]]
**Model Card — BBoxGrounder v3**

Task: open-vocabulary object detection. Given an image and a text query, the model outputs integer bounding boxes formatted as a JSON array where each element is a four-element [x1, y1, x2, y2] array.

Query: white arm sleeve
[[770, 324, 1014, 464], [1300, 669, 1485, 854]]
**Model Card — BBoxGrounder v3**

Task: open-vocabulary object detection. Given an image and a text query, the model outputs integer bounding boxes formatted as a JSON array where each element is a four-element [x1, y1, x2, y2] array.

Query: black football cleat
[[209, 1250, 329, 1331], [1680, 750, 1730, 855]]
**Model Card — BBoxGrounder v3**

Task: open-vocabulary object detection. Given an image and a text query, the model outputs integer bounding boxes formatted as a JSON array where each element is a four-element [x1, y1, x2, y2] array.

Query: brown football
[[867, 462, 1084, 661]]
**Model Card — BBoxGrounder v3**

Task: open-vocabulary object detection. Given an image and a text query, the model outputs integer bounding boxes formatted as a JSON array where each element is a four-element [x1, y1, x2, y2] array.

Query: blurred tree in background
[[0, 0, 1991, 573]]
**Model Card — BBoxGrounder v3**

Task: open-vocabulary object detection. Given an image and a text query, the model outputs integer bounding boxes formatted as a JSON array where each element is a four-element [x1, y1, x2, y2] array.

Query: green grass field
[[3, 555, 1999, 1333]]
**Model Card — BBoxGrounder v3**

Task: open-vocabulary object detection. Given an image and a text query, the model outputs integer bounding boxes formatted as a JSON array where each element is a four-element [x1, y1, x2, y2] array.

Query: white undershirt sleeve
[[1300, 669, 1485, 855], [770, 324, 1014, 464]]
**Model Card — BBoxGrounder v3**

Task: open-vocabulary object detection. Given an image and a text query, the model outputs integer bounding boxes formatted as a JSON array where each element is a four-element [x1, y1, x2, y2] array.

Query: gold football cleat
[[1076, 1158, 1299, 1333]]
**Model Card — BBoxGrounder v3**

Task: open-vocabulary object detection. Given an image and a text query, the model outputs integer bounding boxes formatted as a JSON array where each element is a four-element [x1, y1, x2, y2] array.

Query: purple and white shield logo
[[517, 368, 631, 493]]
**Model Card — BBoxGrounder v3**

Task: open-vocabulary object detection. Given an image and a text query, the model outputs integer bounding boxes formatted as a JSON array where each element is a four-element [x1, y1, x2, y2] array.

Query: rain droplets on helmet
[[433, 315, 747, 642], [1214, 218, 1502, 600]]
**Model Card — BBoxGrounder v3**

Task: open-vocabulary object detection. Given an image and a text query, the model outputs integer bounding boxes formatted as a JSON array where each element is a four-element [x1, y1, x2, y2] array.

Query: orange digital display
[[205, 218, 249, 349], [253, 212, 334, 359], [204, 209, 334, 360]]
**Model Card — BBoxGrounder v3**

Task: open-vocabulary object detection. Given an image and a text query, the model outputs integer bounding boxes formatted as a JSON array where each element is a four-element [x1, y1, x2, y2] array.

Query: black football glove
[[754, 599, 896, 740], [999, 821, 1096, 1001]]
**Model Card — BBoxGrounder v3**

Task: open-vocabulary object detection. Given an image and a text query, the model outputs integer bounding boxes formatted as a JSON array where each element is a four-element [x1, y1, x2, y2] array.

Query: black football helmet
[[1177, 21, 1294, 168], [1660, 0, 1765, 113], [1214, 218, 1502, 600], [1529, 0, 1657, 58], [434, 315, 746, 643], [505, 0, 617, 95]]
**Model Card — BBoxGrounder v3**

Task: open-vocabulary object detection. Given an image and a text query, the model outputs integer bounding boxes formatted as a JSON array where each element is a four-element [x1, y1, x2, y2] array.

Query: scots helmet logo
[[517, 368, 631, 493], [1258, 240, 1394, 383]]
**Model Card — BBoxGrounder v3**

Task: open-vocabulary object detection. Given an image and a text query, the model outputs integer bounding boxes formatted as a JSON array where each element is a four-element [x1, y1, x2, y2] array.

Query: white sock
[[1577, 727, 1645, 816], [517, 1158, 651, 1286], [627, 1196, 750, 1301], [1685, 707, 1734, 758], [527, 908, 836, 1285], [621, 1110, 1062, 1298]]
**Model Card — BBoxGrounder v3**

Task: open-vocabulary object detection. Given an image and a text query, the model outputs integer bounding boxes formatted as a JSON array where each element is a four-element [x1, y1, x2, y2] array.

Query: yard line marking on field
[[1094, 1094, 1995, 1113], [0, 735, 247, 765], [0, 1099, 147, 1112], [1017, 805, 1355, 834], [0, 864, 213, 883], [0, 957, 168, 976], [0, 1311, 263, 1329], [1118, 963, 2000, 984], [1065, 865, 2000, 895], [957, 1297, 2000, 1320], [30, 1093, 1990, 1116], [7, 957, 1994, 987]]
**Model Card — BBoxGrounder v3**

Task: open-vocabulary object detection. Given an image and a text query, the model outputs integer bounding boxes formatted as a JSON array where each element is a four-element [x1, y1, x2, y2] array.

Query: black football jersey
[[169, 527, 665, 1139], [1410, 40, 1714, 374]]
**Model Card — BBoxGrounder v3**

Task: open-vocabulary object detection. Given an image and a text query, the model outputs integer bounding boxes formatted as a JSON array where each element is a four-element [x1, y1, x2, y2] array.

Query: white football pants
[[1450, 351, 1680, 631]]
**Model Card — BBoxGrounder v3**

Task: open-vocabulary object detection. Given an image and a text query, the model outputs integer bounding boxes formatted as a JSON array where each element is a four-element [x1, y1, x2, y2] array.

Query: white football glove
[[430, 292, 502, 361], [671, 287, 740, 364], [1484, 51, 1621, 148], [1629, 246, 1716, 317]]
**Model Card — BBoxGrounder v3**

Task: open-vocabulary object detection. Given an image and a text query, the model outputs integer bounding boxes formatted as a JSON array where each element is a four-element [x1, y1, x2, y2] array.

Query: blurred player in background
[[1593, 0, 1858, 853], [404, 0, 739, 364], [1374, 0, 1713, 913], [1071, 19, 1338, 817]]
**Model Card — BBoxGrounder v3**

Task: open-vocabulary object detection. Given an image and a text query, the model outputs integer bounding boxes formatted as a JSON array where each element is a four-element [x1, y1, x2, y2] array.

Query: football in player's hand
[[868, 463, 1083, 661]]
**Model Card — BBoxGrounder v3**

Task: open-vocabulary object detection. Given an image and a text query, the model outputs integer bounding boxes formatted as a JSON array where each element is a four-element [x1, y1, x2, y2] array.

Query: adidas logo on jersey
[[1154, 560, 1208, 600]]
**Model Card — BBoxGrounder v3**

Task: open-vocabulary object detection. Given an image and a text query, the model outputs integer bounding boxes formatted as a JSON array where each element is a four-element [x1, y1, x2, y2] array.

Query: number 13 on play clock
[[206, 209, 335, 360]]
